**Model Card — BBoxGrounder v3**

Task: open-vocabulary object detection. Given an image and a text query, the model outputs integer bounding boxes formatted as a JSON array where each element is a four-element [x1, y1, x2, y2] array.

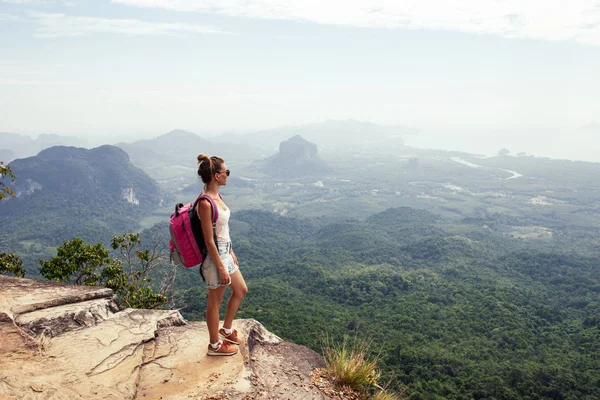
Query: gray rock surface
[[0, 276, 328, 399]]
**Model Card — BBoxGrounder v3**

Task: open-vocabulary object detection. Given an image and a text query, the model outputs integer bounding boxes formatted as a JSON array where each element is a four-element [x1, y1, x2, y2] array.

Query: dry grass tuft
[[322, 336, 380, 391], [372, 389, 404, 400], [35, 328, 51, 353]]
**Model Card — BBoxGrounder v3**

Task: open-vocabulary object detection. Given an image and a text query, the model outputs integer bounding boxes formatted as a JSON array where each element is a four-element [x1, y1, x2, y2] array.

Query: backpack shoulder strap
[[196, 195, 219, 249], [195, 194, 219, 223]]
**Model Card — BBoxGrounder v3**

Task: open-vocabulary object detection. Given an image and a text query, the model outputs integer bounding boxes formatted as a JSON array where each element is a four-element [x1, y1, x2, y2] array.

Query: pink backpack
[[169, 193, 219, 273]]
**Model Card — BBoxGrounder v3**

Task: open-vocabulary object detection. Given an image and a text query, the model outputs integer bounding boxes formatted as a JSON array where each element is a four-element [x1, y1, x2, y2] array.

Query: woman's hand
[[231, 251, 239, 266], [218, 268, 231, 285]]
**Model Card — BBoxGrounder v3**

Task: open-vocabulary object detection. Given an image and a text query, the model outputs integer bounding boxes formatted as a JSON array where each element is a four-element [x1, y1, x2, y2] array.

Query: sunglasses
[[217, 169, 230, 177]]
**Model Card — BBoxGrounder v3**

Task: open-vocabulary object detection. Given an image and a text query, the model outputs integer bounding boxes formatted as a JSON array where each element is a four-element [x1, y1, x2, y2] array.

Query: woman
[[196, 154, 248, 356]]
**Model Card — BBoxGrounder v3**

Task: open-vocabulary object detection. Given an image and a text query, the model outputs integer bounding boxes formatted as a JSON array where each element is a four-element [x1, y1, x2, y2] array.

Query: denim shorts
[[201, 241, 238, 289]]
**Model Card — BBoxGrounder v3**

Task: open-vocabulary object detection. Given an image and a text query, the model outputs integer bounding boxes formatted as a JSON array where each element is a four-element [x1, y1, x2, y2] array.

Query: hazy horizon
[[1, 0, 599, 162], [2, 119, 599, 163]]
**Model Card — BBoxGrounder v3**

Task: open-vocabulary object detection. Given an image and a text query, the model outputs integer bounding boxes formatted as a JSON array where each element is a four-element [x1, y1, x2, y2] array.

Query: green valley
[[2, 131, 600, 399]]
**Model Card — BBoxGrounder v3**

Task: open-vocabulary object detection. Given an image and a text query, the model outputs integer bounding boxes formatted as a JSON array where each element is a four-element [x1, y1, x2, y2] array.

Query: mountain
[[0, 132, 88, 162], [0, 145, 162, 248], [255, 135, 331, 177], [116, 129, 214, 166], [0, 148, 16, 163], [116, 129, 261, 174], [217, 119, 415, 151]]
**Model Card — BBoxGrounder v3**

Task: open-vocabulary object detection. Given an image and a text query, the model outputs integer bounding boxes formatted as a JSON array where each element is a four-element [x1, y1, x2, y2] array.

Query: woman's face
[[215, 163, 229, 186]]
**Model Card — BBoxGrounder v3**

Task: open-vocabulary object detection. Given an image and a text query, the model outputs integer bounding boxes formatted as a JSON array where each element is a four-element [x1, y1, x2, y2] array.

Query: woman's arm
[[197, 199, 230, 285]]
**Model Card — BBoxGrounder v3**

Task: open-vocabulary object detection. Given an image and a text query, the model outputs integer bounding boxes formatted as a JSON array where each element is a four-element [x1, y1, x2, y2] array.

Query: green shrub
[[0, 252, 25, 278]]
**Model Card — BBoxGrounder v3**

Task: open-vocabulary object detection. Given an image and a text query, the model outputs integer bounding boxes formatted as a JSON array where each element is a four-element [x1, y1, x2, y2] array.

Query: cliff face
[[0, 276, 327, 399]]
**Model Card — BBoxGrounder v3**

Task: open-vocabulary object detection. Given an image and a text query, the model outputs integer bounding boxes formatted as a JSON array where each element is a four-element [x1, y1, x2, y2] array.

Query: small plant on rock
[[322, 335, 380, 391], [320, 335, 404, 399]]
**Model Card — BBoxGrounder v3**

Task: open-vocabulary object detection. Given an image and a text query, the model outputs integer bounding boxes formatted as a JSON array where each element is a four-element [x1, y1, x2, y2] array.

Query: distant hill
[[116, 129, 260, 173], [116, 129, 214, 166], [217, 120, 415, 151], [0, 132, 88, 162], [0, 148, 16, 162], [578, 121, 600, 133], [254, 135, 331, 177], [0, 145, 162, 247]]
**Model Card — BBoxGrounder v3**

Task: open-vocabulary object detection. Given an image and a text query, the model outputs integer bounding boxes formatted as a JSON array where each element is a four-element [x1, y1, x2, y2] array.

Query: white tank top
[[216, 205, 231, 242]]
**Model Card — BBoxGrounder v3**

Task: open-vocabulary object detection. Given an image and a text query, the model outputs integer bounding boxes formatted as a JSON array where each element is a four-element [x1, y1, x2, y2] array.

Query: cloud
[[0, 78, 79, 85], [26, 11, 230, 37], [2, 0, 74, 5], [112, 0, 600, 46], [0, 12, 25, 21]]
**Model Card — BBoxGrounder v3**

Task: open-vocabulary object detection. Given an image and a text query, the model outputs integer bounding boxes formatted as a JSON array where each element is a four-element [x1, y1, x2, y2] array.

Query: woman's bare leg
[[207, 286, 227, 343], [223, 270, 248, 330]]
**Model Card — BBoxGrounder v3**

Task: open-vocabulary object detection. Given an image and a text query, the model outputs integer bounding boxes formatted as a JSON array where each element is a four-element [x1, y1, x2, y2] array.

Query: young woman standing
[[196, 154, 248, 356]]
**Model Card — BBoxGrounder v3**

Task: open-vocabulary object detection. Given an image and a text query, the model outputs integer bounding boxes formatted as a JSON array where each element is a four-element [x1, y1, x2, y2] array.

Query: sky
[[1, 0, 599, 161]]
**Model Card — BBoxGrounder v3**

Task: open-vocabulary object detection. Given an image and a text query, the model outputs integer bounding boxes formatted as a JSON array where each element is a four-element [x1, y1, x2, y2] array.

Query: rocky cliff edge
[[0, 276, 328, 399]]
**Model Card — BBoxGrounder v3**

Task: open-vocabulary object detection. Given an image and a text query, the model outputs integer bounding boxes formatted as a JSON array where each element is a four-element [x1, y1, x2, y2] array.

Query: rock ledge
[[0, 276, 327, 399]]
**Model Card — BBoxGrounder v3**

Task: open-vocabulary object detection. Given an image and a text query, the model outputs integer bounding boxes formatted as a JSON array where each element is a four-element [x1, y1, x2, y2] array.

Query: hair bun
[[197, 153, 208, 165]]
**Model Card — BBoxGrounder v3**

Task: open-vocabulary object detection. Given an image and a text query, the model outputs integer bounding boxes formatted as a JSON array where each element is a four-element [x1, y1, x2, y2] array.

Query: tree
[[0, 161, 16, 200], [0, 252, 25, 278], [497, 148, 510, 156], [40, 238, 114, 285], [110, 232, 175, 309], [39, 234, 170, 309], [0, 161, 23, 277]]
